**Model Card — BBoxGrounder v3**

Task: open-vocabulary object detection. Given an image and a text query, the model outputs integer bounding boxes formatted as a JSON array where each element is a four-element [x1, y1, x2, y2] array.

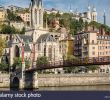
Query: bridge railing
[[25, 56, 110, 71]]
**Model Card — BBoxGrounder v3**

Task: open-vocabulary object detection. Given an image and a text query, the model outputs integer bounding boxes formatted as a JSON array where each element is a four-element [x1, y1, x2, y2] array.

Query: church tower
[[91, 6, 97, 22], [87, 5, 91, 22], [30, 0, 44, 29]]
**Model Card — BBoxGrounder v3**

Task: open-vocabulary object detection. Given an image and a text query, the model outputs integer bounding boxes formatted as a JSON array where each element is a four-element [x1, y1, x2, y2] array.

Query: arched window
[[15, 45, 20, 57]]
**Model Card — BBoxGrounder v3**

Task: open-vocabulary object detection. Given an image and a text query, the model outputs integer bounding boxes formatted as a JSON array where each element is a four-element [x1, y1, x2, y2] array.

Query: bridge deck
[[25, 56, 110, 72]]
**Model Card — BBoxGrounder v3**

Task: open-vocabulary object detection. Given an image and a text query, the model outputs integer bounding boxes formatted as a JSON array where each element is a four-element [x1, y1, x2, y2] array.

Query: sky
[[0, 0, 110, 26]]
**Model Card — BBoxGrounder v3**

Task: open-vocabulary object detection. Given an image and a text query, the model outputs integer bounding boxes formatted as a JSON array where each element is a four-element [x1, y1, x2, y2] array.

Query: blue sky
[[0, 0, 110, 26]]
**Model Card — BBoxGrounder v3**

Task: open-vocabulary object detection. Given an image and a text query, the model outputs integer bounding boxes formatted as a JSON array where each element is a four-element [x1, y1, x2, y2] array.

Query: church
[[6, 0, 67, 73]]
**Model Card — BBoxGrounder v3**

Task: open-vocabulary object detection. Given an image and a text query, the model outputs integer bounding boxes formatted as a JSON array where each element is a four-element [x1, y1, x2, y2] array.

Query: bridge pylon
[[33, 71, 39, 89], [19, 62, 25, 89]]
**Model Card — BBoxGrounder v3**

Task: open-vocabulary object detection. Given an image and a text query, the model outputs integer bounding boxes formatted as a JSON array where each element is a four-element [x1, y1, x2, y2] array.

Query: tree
[[0, 63, 8, 72], [12, 57, 30, 71], [13, 57, 22, 68], [7, 9, 23, 22], [86, 65, 99, 72], [0, 36, 5, 57], [36, 56, 49, 66], [1, 24, 16, 34]]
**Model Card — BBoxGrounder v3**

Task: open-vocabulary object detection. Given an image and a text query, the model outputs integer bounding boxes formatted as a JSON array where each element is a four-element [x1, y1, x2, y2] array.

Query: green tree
[[0, 63, 8, 72], [1, 24, 18, 34], [7, 9, 23, 22], [13, 57, 22, 68], [36, 56, 49, 66], [86, 65, 99, 72], [13, 57, 30, 69], [0, 36, 5, 57]]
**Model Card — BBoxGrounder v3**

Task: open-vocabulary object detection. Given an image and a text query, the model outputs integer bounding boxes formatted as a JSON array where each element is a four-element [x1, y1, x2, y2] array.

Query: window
[[92, 47, 95, 49], [92, 52, 95, 55], [92, 40, 95, 44]]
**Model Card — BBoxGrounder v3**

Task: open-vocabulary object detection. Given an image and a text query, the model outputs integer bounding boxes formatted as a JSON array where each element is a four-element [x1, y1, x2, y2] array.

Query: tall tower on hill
[[30, 0, 44, 29], [103, 10, 106, 25]]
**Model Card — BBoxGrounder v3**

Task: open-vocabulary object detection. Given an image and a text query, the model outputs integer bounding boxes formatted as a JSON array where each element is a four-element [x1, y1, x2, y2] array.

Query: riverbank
[[38, 74, 110, 87], [0, 74, 10, 88], [1, 73, 110, 88]]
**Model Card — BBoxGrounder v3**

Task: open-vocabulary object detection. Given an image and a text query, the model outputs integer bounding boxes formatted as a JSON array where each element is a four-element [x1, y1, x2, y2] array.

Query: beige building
[[74, 28, 110, 73], [10, 21, 25, 31], [44, 8, 63, 15], [0, 6, 6, 23], [17, 12, 30, 26]]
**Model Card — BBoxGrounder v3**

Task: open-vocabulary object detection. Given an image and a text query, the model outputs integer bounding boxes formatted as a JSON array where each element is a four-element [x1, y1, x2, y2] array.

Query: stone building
[[7, 0, 66, 74], [74, 27, 110, 73]]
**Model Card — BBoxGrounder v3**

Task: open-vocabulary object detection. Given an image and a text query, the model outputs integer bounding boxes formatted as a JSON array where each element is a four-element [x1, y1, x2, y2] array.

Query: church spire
[[30, 0, 44, 29]]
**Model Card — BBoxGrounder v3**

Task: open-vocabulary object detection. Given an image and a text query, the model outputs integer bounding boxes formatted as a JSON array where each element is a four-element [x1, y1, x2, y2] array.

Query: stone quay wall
[[0, 73, 10, 88], [1, 73, 110, 88], [38, 74, 110, 87]]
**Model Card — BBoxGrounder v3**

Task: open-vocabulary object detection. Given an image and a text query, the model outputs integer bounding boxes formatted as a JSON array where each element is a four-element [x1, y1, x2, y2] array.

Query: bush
[[36, 56, 49, 66]]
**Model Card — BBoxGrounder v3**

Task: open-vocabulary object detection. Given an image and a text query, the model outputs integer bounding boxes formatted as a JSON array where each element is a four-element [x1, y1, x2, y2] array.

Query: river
[[1, 85, 110, 91], [39, 85, 110, 91]]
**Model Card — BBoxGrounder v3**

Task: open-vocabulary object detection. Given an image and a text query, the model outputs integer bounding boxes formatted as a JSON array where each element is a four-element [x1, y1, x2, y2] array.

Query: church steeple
[[30, 0, 44, 29]]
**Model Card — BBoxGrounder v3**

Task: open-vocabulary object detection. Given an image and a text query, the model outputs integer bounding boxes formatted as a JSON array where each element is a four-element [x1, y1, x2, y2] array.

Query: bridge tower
[[19, 42, 26, 89]]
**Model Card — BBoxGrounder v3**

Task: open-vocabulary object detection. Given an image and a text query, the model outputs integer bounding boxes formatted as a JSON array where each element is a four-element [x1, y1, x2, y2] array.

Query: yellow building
[[0, 6, 6, 24], [59, 39, 74, 59]]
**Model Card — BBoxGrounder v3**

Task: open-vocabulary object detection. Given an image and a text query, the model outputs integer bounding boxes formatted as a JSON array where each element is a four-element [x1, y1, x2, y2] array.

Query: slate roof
[[37, 33, 56, 43], [24, 44, 31, 52], [18, 35, 33, 43], [6, 41, 12, 48]]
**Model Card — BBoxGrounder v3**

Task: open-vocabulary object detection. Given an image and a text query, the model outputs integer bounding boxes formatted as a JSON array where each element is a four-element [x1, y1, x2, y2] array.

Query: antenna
[[103, 10, 106, 25], [69, 0, 73, 13]]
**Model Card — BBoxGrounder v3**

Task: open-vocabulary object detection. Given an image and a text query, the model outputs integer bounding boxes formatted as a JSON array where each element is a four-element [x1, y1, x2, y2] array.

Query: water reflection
[[39, 85, 110, 91], [1, 85, 110, 91]]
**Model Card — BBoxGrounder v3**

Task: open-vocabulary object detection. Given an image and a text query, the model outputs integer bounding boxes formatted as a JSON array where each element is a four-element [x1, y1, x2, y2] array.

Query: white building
[[72, 5, 97, 23], [8, 0, 64, 73], [8, 5, 24, 12]]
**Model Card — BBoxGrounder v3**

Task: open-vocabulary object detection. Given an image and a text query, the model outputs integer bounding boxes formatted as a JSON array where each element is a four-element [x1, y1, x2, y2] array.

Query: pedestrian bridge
[[10, 56, 110, 90], [26, 56, 110, 71]]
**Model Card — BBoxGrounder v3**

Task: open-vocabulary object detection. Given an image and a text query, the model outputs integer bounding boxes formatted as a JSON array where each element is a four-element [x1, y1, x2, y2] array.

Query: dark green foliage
[[86, 65, 99, 72], [36, 56, 49, 66], [13, 57, 30, 68], [1, 24, 16, 34], [1, 24, 25, 34], [0, 63, 8, 71], [13, 57, 22, 67], [7, 9, 23, 22]]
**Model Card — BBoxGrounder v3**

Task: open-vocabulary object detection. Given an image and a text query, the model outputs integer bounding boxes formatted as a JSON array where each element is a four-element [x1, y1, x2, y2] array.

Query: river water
[[39, 85, 110, 91], [1, 85, 110, 91]]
